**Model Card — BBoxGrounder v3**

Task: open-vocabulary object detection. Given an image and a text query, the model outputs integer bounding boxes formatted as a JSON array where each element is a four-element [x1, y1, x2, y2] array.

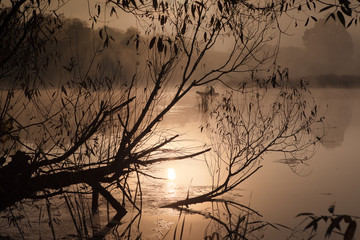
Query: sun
[[167, 168, 176, 180]]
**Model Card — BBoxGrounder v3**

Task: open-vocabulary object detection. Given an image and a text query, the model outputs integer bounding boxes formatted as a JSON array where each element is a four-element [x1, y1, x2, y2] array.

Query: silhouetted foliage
[[0, 0, 345, 239], [296, 204, 358, 240]]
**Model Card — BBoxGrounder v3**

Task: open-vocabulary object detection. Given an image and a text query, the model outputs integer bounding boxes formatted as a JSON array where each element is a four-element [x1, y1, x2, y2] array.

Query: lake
[[1, 87, 359, 239], [135, 87, 360, 239]]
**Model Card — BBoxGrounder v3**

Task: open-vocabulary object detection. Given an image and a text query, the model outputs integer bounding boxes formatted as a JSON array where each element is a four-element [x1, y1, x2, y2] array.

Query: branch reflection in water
[[168, 199, 274, 240]]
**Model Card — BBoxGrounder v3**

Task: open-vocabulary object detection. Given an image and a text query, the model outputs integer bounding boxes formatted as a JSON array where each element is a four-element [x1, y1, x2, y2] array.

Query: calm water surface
[[1, 88, 359, 239], [138, 88, 360, 239]]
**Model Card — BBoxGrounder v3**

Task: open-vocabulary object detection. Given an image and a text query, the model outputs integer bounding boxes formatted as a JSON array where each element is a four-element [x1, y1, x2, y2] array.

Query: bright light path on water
[[167, 168, 176, 180]]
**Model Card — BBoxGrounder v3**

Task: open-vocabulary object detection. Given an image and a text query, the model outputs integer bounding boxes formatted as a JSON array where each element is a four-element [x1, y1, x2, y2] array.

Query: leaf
[[325, 12, 336, 23], [305, 17, 309, 26], [344, 215, 352, 223], [341, 5, 352, 16], [122, 0, 128, 8], [325, 217, 342, 238], [305, 218, 319, 232], [337, 10, 346, 26], [61, 86, 67, 97], [311, 16, 318, 22], [191, 4, 196, 18], [135, 39, 139, 51], [347, 18, 354, 28], [110, 7, 117, 17], [149, 37, 156, 49], [218, 1, 223, 12], [161, 1, 166, 12], [195, 0, 204, 7], [61, 98, 66, 108], [153, 0, 158, 10], [280, 2, 284, 12], [210, 15, 215, 26], [157, 37, 164, 52], [216, 19, 221, 30], [99, 29, 103, 39], [296, 212, 314, 217], [130, 0, 137, 9], [104, 37, 109, 47], [126, 35, 133, 46], [181, 22, 186, 34], [344, 220, 357, 240], [334, 216, 343, 230], [174, 43, 178, 55], [271, 75, 277, 88], [319, 5, 335, 13]]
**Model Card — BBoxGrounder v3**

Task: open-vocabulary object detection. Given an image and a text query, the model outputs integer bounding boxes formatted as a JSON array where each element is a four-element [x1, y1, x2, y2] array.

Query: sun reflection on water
[[166, 182, 177, 198]]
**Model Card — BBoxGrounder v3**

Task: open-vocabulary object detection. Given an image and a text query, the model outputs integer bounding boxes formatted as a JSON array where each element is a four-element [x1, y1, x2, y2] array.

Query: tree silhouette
[[0, 0, 339, 238], [303, 18, 354, 74]]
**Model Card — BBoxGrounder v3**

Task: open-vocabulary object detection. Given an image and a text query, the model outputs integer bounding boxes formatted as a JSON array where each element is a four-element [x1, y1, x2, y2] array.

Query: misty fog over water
[[2, 16, 360, 90], [2, 86, 359, 239], [278, 18, 360, 87]]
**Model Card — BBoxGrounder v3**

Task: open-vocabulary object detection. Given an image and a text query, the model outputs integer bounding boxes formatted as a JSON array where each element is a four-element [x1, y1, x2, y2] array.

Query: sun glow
[[167, 168, 176, 180]]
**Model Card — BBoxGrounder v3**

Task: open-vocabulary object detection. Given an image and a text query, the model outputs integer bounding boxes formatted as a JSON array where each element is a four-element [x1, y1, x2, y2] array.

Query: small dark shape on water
[[196, 86, 219, 112]]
